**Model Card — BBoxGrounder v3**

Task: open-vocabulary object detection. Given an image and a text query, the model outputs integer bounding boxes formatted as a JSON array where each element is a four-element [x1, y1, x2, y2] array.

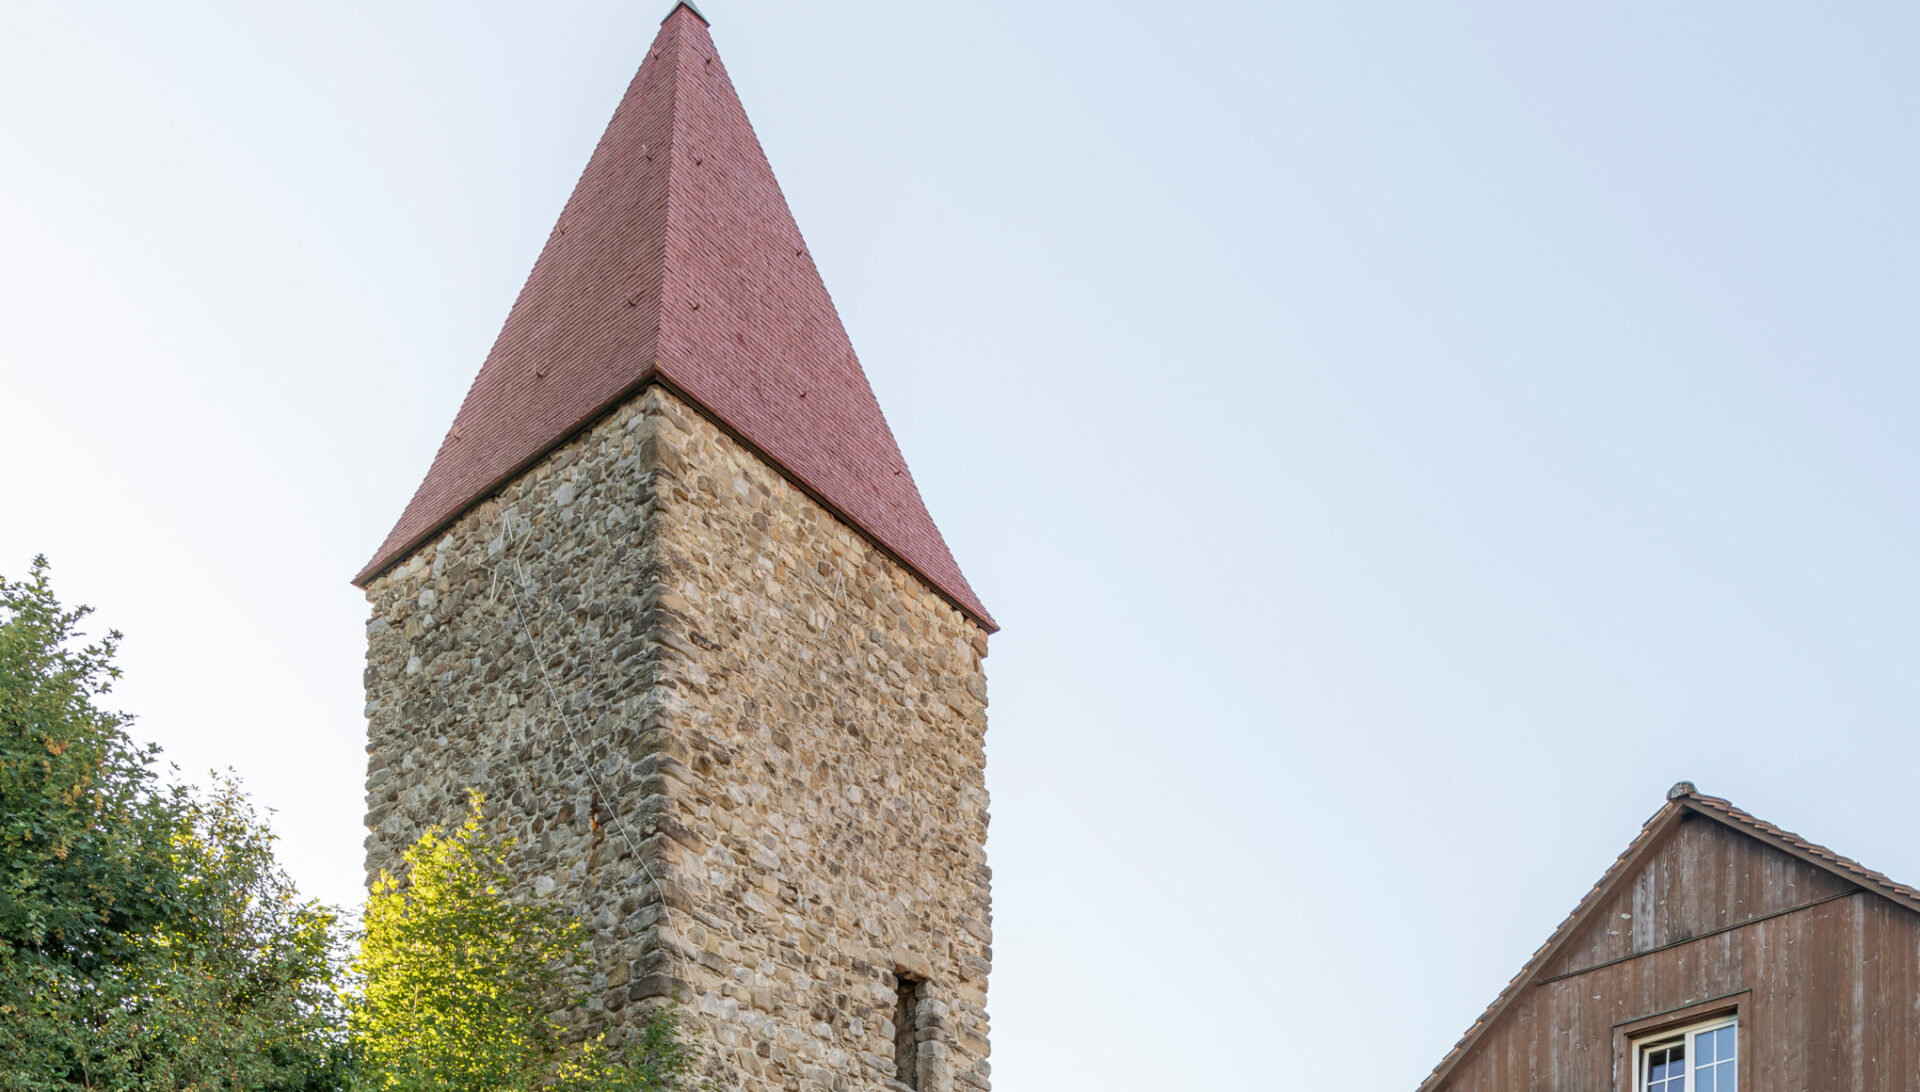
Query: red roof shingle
[[355, 5, 994, 630]]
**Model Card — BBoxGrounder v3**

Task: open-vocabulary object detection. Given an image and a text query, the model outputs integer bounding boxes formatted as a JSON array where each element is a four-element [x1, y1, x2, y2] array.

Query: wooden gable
[[1422, 791, 1920, 1092], [1541, 812, 1856, 982]]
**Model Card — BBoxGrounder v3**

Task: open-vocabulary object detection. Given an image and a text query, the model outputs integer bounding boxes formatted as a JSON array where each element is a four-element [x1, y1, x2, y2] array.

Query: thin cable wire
[[481, 516, 674, 937]]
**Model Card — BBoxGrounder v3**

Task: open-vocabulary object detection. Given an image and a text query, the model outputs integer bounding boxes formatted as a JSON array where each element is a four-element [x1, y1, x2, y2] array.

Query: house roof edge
[[1415, 784, 1920, 1091]]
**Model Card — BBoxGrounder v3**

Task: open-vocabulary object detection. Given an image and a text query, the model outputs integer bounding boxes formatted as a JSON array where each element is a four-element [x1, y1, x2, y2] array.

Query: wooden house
[[1420, 782, 1920, 1091]]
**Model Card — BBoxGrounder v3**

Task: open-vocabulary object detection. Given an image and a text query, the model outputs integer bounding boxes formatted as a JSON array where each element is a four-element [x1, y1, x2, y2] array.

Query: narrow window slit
[[893, 972, 926, 1089]]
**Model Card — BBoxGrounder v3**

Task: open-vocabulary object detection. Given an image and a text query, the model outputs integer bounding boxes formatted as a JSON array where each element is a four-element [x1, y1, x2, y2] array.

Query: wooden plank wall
[[1438, 814, 1920, 1090]]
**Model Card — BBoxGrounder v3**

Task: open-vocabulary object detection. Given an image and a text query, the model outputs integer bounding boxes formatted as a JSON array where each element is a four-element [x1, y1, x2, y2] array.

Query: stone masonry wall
[[362, 385, 993, 1092]]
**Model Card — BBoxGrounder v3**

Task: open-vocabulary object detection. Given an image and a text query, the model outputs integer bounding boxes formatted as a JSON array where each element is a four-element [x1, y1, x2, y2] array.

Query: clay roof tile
[[355, 5, 994, 630]]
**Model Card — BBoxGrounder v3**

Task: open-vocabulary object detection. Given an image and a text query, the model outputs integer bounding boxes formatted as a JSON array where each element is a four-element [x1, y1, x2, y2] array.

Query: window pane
[[1642, 1025, 1733, 1092], [1647, 1044, 1686, 1092]]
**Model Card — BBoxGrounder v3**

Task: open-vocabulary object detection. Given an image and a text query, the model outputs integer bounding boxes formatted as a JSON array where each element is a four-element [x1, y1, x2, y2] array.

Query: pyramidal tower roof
[[355, 3, 992, 628]]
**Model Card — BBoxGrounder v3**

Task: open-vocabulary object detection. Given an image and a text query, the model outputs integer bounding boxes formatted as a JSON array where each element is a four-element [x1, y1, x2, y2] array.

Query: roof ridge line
[[1417, 785, 1920, 1092], [1677, 791, 1920, 911]]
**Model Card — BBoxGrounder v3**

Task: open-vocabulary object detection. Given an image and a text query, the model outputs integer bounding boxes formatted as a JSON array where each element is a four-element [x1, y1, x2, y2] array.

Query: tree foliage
[[1, 558, 703, 1091], [348, 798, 702, 1092], [0, 557, 174, 982], [107, 779, 351, 1090], [0, 558, 348, 1090]]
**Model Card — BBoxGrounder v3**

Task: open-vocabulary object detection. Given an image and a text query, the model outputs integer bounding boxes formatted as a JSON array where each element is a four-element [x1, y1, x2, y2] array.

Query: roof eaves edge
[[1674, 797, 1920, 918], [1414, 803, 1688, 1092], [352, 373, 998, 634], [352, 364, 668, 589], [1420, 793, 1920, 1091], [642, 374, 998, 632]]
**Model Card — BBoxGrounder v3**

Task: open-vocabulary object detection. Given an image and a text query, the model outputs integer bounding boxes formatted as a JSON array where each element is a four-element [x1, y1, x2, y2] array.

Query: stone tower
[[353, 7, 995, 1091]]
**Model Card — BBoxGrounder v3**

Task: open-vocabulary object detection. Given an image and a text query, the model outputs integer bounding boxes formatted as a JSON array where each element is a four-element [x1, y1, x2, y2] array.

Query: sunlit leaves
[[347, 798, 703, 1092]]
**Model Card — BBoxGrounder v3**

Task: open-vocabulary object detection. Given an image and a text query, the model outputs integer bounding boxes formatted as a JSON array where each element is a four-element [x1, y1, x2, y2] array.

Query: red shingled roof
[[355, 4, 994, 630]]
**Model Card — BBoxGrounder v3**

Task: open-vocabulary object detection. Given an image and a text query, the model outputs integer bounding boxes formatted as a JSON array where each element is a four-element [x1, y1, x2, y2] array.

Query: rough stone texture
[[363, 385, 992, 1092]]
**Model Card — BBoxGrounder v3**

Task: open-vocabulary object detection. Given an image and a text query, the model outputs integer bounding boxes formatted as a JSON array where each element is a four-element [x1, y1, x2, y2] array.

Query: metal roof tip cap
[[663, 0, 709, 25], [1668, 780, 1698, 801]]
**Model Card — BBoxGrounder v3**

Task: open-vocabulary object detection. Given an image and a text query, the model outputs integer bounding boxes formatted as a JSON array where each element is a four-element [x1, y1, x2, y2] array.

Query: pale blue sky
[[3, 2, 1916, 1088]]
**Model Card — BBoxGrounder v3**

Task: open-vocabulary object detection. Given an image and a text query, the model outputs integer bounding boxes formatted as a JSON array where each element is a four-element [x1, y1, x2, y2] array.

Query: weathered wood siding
[[1438, 813, 1920, 1091]]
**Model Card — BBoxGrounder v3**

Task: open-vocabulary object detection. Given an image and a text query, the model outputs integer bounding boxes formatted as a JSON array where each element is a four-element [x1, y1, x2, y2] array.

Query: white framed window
[[1638, 1016, 1737, 1092]]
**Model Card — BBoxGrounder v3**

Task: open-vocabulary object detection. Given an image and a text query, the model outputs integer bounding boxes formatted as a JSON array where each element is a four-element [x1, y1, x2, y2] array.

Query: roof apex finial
[[663, 0, 709, 26]]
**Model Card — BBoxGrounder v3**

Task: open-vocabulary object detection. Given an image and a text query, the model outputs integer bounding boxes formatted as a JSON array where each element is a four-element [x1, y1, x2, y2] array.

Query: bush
[[0, 558, 349, 1091], [348, 797, 702, 1092], [0, 558, 702, 1091]]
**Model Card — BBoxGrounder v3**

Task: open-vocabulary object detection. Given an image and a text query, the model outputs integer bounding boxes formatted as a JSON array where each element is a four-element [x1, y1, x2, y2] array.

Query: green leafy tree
[[100, 778, 351, 1090], [347, 798, 701, 1092], [0, 558, 177, 997], [0, 557, 349, 1091], [0, 556, 696, 1090]]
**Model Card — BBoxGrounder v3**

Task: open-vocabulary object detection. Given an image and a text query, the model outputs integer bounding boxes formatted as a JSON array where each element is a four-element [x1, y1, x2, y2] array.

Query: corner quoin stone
[[361, 384, 994, 1092]]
